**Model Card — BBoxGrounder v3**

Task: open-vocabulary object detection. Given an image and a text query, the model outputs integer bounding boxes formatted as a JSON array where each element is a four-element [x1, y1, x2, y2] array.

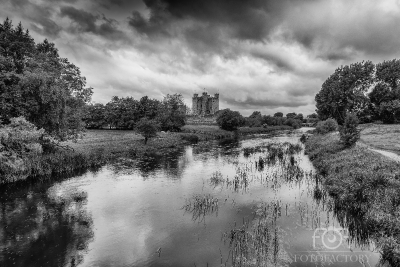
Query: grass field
[[359, 123, 400, 155]]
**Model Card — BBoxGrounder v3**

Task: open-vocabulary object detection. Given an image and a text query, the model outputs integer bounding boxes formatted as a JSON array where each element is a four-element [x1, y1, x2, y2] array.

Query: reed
[[182, 194, 219, 222]]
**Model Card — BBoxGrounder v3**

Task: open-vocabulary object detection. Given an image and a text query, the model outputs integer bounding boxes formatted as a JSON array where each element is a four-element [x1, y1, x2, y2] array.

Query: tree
[[157, 94, 187, 131], [340, 113, 360, 147], [315, 61, 374, 124], [136, 118, 159, 144], [216, 109, 245, 131], [295, 113, 304, 122], [0, 19, 93, 140], [286, 112, 297, 119], [274, 112, 283, 117], [369, 59, 400, 123], [83, 103, 107, 129]]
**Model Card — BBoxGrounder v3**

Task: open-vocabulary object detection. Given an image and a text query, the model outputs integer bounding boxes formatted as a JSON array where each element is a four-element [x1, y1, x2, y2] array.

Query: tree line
[[83, 94, 187, 131], [316, 59, 400, 124]]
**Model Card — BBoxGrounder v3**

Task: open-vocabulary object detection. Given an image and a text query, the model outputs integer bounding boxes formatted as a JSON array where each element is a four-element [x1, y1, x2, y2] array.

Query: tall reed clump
[[305, 133, 400, 266], [182, 194, 219, 222], [222, 201, 290, 266]]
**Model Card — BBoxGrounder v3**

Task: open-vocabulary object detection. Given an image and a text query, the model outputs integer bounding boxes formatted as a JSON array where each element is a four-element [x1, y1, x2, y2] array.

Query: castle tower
[[191, 91, 219, 116], [192, 94, 199, 115]]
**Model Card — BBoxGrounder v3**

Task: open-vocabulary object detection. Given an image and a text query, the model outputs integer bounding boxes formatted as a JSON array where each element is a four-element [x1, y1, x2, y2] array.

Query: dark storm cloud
[[6, 0, 62, 37], [60, 6, 127, 40], [225, 95, 309, 109], [129, 0, 281, 41]]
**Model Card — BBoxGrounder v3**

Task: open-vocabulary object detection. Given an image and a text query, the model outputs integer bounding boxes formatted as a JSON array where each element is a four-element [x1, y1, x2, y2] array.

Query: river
[[0, 130, 381, 267]]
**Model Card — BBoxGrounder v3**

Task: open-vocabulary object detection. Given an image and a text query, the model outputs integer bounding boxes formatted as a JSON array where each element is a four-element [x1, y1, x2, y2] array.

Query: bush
[[339, 113, 360, 147], [315, 118, 338, 134], [216, 109, 245, 131], [136, 118, 159, 144], [180, 134, 199, 143], [284, 118, 302, 129]]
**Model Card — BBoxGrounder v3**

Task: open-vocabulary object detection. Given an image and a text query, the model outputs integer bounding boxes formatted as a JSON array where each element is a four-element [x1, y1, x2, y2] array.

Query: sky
[[1, 0, 400, 116]]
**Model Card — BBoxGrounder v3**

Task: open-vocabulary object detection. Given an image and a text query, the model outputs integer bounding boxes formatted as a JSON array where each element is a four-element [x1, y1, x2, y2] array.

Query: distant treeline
[[243, 111, 318, 129], [83, 94, 188, 131]]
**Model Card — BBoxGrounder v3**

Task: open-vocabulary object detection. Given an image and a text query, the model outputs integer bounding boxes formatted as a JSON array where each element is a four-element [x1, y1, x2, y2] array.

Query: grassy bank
[[359, 123, 400, 155], [1, 125, 293, 184], [305, 133, 400, 266], [182, 125, 292, 140]]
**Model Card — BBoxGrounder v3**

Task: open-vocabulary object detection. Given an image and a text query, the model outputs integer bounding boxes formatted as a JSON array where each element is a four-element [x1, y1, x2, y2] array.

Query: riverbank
[[1, 125, 292, 184], [305, 133, 400, 266]]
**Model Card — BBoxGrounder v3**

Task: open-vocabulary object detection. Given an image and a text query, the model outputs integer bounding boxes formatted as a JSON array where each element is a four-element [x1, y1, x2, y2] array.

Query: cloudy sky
[[1, 0, 400, 115]]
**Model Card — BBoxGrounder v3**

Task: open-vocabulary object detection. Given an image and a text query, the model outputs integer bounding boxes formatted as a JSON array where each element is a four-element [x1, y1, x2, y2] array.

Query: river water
[[0, 130, 381, 267]]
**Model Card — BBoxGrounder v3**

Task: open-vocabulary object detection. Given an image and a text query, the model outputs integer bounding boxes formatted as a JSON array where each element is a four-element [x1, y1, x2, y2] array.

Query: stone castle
[[192, 92, 219, 116]]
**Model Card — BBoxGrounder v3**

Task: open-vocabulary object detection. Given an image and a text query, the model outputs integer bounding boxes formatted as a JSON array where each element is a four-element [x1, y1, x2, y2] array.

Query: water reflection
[[0, 132, 383, 267], [0, 181, 93, 267]]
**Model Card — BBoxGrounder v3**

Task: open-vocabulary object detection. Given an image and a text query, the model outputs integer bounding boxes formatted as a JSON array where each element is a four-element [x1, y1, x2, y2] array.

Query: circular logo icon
[[321, 226, 344, 250]]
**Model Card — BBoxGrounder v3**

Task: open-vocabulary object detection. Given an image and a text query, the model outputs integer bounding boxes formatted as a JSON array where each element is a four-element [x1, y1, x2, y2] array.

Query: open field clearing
[[359, 124, 400, 155]]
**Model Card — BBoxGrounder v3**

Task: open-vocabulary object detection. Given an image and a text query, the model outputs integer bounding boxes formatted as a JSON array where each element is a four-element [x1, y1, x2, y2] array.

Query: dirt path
[[368, 148, 400, 162]]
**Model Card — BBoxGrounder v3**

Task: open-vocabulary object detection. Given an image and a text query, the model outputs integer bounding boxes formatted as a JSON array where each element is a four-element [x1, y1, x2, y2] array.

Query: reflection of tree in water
[[0, 180, 93, 267], [109, 146, 187, 178]]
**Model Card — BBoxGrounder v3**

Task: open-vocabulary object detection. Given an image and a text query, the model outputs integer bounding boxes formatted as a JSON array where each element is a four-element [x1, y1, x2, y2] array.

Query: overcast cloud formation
[[1, 0, 400, 115]]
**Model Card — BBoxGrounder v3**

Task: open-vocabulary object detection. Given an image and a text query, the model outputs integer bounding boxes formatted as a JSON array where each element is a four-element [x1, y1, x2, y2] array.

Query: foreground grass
[[305, 133, 400, 266], [359, 123, 400, 155]]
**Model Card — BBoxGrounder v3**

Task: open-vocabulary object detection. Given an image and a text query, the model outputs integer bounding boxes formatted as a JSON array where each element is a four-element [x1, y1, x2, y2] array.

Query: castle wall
[[192, 92, 219, 116]]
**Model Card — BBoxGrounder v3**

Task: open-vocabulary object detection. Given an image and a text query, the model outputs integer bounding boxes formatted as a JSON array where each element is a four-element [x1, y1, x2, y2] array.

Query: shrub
[[284, 118, 302, 129], [315, 118, 338, 134], [339, 113, 360, 147], [180, 134, 199, 143], [300, 134, 307, 143], [216, 109, 245, 131], [136, 118, 159, 144]]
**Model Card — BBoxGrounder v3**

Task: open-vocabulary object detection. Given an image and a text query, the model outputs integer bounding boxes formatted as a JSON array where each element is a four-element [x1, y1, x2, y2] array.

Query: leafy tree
[[274, 112, 283, 117], [315, 61, 374, 124], [249, 111, 262, 119], [378, 100, 400, 123], [136, 118, 159, 144], [158, 94, 186, 131], [83, 103, 107, 129], [376, 59, 400, 89], [368, 59, 400, 123], [286, 112, 297, 119], [216, 109, 245, 131], [105, 96, 139, 129], [0, 19, 93, 140], [284, 118, 302, 129], [295, 113, 304, 122], [340, 113, 360, 147], [307, 113, 318, 119]]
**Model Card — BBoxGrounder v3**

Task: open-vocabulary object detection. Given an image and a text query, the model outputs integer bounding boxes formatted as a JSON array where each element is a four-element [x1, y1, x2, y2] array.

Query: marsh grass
[[305, 133, 400, 266], [182, 194, 219, 222], [222, 202, 290, 267]]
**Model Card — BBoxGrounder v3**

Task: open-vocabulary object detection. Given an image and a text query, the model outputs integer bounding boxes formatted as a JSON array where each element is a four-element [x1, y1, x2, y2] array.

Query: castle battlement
[[192, 91, 219, 116]]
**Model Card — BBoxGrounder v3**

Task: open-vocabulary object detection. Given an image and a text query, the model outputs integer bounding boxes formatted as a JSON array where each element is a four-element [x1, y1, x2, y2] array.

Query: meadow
[[359, 123, 400, 155]]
